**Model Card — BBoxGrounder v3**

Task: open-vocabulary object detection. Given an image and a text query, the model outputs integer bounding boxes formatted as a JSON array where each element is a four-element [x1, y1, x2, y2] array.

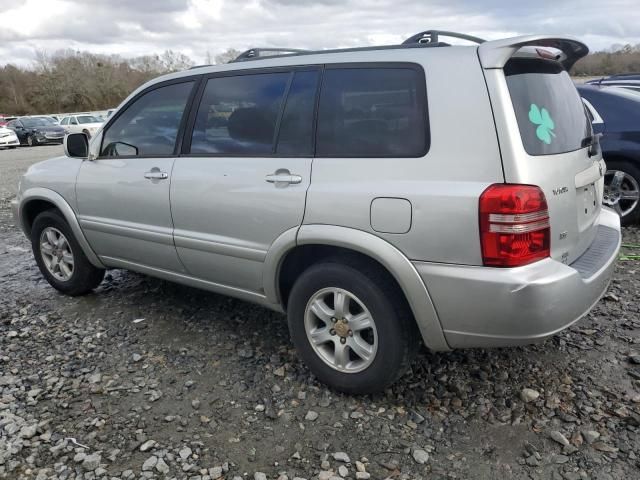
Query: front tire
[[287, 261, 418, 394], [603, 160, 640, 225], [31, 210, 105, 296], [27, 135, 37, 147]]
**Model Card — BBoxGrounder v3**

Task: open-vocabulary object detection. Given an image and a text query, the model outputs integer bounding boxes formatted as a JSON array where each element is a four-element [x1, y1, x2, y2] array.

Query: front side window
[[60, 117, 69, 125], [190, 72, 289, 155], [101, 81, 194, 157], [316, 67, 428, 157]]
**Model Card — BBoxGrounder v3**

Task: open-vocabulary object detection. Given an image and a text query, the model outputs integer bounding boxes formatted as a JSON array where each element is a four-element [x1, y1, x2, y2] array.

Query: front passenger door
[[76, 79, 196, 272]]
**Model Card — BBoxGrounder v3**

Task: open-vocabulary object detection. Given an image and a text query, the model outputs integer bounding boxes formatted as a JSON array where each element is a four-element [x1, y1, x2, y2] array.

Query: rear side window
[[101, 81, 194, 157], [316, 67, 428, 157], [190, 73, 289, 155], [505, 58, 591, 156]]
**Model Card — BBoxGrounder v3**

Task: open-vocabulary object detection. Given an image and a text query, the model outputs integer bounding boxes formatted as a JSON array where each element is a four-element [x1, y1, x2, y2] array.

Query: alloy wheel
[[603, 169, 640, 218], [304, 287, 378, 373], [39, 227, 74, 281]]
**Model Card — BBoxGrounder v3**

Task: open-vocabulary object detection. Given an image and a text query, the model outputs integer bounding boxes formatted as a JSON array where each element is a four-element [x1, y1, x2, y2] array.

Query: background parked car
[[6, 116, 66, 146], [60, 114, 103, 138], [578, 84, 640, 224], [585, 73, 640, 93], [0, 125, 20, 149]]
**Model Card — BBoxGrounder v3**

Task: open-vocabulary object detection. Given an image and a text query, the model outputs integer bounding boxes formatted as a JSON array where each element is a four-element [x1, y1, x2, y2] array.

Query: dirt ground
[[1, 146, 640, 480]]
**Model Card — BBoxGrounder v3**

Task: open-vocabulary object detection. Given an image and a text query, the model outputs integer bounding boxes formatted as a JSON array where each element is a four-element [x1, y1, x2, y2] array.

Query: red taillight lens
[[479, 184, 550, 267]]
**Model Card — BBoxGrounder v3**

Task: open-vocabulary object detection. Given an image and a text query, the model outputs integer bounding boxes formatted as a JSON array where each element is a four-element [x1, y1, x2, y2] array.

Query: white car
[[60, 114, 103, 138], [0, 126, 19, 149]]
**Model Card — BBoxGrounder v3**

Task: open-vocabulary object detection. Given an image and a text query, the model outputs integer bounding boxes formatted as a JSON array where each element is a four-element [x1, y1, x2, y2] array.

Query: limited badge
[[529, 103, 556, 145]]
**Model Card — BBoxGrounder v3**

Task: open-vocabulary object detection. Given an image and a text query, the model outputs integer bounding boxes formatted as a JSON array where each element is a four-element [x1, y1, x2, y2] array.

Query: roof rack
[[402, 30, 486, 45], [229, 30, 483, 63], [232, 48, 310, 62]]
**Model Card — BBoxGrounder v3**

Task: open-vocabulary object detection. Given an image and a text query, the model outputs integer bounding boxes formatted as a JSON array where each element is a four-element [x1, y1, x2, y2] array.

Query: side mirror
[[64, 133, 89, 158]]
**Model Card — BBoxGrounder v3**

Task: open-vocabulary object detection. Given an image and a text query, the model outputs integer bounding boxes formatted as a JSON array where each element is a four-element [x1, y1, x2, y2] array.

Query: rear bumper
[[414, 208, 621, 348]]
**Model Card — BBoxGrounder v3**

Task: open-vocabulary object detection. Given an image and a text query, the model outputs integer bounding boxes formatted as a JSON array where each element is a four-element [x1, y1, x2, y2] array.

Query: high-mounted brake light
[[479, 184, 550, 267]]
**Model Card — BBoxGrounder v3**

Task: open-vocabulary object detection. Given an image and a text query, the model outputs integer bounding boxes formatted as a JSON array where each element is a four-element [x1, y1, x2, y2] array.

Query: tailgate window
[[505, 58, 591, 156]]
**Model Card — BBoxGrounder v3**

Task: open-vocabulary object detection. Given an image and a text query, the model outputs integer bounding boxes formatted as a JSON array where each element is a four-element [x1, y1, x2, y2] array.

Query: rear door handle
[[144, 170, 168, 180], [265, 169, 302, 186]]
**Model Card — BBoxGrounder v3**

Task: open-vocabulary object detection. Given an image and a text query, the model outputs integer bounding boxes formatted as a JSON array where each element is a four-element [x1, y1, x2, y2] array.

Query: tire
[[287, 260, 419, 394], [31, 210, 105, 296], [604, 160, 640, 226], [27, 135, 37, 147]]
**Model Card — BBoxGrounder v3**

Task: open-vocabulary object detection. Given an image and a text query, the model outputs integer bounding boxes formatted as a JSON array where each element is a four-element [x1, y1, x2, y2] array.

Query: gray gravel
[[0, 145, 64, 205], [1, 147, 640, 479]]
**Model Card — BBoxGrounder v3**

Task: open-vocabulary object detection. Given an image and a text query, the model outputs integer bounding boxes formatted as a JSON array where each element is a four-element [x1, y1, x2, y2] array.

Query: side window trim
[[98, 76, 201, 159], [181, 65, 321, 157]]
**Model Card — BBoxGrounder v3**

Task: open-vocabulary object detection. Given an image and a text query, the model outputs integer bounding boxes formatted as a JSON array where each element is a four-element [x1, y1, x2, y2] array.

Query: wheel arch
[[263, 225, 450, 351], [18, 187, 104, 268]]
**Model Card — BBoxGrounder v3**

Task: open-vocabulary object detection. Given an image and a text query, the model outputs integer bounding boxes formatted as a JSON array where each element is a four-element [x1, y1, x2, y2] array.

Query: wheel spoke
[[614, 202, 623, 216], [348, 312, 372, 332], [40, 242, 54, 255], [348, 336, 374, 362], [45, 229, 58, 246], [59, 261, 72, 277], [309, 298, 334, 324], [62, 252, 74, 265], [334, 342, 350, 368], [620, 190, 640, 200], [610, 170, 625, 190], [309, 327, 333, 346], [333, 290, 349, 319]]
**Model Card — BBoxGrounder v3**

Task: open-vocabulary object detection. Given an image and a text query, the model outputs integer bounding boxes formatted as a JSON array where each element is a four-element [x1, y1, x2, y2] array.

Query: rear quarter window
[[505, 58, 591, 156], [316, 65, 428, 157]]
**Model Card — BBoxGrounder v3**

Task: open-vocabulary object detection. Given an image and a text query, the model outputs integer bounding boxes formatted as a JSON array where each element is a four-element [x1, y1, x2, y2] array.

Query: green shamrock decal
[[528, 103, 556, 145]]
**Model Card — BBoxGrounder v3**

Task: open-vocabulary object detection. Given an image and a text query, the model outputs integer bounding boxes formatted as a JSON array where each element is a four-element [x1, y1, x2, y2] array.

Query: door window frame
[[181, 65, 322, 158], [97, 76, 202, 160]]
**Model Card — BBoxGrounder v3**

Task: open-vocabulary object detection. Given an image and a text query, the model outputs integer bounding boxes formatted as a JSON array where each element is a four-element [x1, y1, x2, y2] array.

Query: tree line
[[0, 44, 638, 116]]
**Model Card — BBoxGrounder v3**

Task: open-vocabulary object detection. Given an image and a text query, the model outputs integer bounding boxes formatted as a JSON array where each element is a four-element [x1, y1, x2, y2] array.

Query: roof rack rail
[[232, 48, 310, 63], [402, 30, 486, 45]]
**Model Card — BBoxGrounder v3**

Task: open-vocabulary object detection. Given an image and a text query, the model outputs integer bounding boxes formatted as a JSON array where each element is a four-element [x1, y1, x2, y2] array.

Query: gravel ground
[[1, 147, 640, 480], [0, 145, 64, 206]]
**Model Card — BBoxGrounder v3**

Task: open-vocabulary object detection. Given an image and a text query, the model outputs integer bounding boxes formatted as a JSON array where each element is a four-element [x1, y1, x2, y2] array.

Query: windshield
[[21, 117, 57, 127], [78, 115, 101, 124], [505, 58, 592, 156]]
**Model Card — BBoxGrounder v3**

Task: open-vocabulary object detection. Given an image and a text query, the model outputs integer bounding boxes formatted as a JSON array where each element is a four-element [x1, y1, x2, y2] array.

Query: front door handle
[[144, 169, 168, 180], [265, 169, 302, 187]]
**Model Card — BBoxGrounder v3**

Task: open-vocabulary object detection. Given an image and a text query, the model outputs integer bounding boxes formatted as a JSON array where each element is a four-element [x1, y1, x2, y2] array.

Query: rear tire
[[604, 160, 640, 225], [287, 260, 419, 394], [31, 210, 105, 296]]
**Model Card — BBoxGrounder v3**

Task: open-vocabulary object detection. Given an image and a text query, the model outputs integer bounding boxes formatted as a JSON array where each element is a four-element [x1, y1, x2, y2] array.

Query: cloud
[[0, 0, 639, 67]]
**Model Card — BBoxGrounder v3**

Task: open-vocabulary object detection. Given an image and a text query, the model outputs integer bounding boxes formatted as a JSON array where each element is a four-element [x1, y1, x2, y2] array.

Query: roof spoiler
[[478, 35, 588, 70]]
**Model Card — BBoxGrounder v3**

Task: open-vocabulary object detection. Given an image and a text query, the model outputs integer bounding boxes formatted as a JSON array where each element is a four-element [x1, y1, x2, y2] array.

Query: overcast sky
[[0, 0, 639, 66]]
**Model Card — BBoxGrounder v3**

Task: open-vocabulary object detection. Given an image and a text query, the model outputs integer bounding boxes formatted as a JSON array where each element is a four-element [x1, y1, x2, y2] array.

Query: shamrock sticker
[[528, 103, 556, 145]]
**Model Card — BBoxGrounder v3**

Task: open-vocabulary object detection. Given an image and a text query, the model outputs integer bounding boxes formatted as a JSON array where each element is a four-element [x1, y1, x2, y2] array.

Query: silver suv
[[12, 31, 621, 393]]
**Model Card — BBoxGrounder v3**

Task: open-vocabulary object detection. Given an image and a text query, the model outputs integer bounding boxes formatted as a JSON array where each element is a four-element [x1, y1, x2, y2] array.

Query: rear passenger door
[[171, 68, 319, 292]]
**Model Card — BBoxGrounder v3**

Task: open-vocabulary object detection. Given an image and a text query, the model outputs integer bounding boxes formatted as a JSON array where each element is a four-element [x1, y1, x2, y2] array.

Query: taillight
[[479, 184, 550, 267]]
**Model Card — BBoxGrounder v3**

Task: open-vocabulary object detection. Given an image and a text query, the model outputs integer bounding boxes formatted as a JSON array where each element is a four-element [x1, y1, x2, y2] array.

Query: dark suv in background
[[578, 84, 640, 225]]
